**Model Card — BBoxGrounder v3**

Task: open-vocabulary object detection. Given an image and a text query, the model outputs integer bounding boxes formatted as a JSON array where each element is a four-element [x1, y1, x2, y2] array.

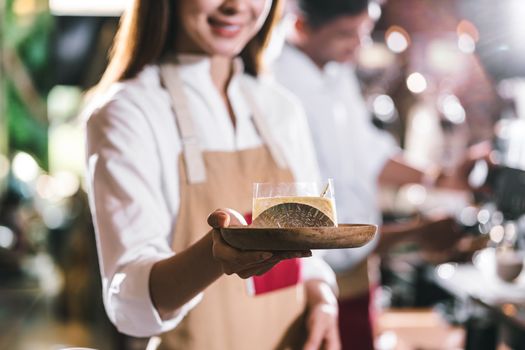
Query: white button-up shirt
[[84, 55, 335, 337], [274, 45, 400, 272]]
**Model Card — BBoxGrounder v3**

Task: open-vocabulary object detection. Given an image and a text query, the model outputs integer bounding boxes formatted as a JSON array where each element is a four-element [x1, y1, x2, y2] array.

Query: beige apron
[[336, 260, 369, 299], [157, 63, 306, 350], [336, 257, 379, 299]]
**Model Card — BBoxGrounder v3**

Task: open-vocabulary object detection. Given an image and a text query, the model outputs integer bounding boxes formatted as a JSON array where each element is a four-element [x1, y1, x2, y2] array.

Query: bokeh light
[[385, 26, 410, 53], [439, 94, 466, 124], [504, 222, 517, 241], [36, 174, 54, 200], [357, 43, 396, 70], [459, 206, 478, 227], [405, 184, 427, 206], [13, 0, 39, 16], [368, 1, 382, 21], [372, 94, 396, 122], [42, 205, 67, 229], [458, 33, 476, 54], [12, 152, 40, 183], [406, 73, 428, 94], [502, 304, 518, 317], [489, 225, 504, 243], [477, 209, 491, 225], [436, 263, 457, 280], [0, 226, 16, 249], [36, 171, 80, 201]]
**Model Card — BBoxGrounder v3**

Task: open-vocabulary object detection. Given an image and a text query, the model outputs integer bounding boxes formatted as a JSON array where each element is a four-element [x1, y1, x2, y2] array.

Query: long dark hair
[[298, 0, 369, 27], [98, 0, 283, 91]]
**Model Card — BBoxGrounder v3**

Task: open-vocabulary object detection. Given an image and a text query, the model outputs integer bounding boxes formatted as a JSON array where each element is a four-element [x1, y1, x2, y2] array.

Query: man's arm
[[379, 141, 493, 190], [378, 155, 425, 187]]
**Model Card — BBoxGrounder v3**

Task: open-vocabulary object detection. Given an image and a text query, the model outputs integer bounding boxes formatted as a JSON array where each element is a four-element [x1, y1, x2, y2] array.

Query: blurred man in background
[[273, 0, 484, 348]]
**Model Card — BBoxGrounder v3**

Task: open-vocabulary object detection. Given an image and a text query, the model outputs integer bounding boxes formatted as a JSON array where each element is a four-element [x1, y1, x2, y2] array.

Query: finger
[[272, 250, 312, 260], [303, 316, 326, 350], [212, 231, 273, 267], [207, 210, 231, 228], [222, 208, 248, 226], [237, 261, 280, 279], [324, 325, 341, 350]]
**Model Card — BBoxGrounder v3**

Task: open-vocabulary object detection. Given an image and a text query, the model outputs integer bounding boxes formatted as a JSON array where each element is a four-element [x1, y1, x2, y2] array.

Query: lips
[[208, 17, 243, 38]]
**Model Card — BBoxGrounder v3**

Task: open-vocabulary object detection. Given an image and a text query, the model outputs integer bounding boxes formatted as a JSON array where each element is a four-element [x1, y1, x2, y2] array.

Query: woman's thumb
[[207, 209, 231, 228]]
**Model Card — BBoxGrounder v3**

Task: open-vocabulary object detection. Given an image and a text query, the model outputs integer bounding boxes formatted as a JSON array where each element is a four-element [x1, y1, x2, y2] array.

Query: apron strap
[[239, 83, 288, 170], [160, 64, 207, 184], [160, 62, 288, 184]]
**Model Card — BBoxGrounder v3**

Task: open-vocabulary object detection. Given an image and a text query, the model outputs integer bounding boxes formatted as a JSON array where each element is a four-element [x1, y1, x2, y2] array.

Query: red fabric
[[244, 212, 302, 295], [252, 258, 302, 294], [338, 288, 375, 350], [243, 212, 254, 225]]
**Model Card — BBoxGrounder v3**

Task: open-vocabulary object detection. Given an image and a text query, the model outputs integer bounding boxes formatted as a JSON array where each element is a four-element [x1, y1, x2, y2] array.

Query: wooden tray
[[220, 224, 377, 251]]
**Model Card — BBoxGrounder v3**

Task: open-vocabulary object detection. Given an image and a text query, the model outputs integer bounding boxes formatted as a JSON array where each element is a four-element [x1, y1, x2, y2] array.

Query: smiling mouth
[[208, 18, 243, 37]]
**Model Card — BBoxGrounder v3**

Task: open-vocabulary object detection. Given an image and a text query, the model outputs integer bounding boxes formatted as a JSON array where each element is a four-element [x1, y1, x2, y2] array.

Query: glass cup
[[252, 179, 337, 227]]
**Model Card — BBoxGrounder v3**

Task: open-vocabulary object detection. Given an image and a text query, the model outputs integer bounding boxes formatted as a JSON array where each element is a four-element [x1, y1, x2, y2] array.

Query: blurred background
[[1, 0, 525, 349]]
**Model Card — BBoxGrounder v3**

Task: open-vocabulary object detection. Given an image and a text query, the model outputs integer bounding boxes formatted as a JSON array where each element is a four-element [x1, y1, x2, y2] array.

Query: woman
[[85, 0, 340, 349]]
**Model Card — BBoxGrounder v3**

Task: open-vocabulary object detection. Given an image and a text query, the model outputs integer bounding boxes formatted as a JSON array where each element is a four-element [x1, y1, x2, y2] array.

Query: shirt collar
[[160, 54, 252, 123], [162, 54, 244, 88], [281, 44, 324, 85], [280, 44, 355, 87]]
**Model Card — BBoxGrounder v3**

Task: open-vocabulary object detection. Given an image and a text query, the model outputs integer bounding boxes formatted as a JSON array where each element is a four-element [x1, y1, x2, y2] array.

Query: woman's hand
[[303, 280, 341, 350], [208, 209, 311, 279]]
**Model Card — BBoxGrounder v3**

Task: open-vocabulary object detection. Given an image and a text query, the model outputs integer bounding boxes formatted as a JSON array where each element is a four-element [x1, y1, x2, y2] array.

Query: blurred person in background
[[273, 0, 488, 348], [84, 0, 341, 349]]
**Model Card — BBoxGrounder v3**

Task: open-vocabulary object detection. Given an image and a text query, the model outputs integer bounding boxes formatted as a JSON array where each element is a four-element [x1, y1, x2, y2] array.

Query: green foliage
[[4, 0, 54, 169], [6, 80, 48, 166]]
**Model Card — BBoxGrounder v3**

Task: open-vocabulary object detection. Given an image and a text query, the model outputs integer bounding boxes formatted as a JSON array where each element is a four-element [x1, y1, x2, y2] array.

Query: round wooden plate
[[220, 224, 377, 251]]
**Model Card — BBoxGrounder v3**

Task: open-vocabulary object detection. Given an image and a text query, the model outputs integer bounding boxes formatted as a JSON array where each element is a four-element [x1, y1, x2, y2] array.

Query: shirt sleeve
[[302, 255, 338, 294], [361, 124, 401, 180], [85, 96, 201, 337], [347, 68, 400, 181]]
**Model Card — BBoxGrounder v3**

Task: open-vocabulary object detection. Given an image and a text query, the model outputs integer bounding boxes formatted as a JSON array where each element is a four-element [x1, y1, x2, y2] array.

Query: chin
[[197, 31, 245, 56], [207, 42, 245, 57]]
